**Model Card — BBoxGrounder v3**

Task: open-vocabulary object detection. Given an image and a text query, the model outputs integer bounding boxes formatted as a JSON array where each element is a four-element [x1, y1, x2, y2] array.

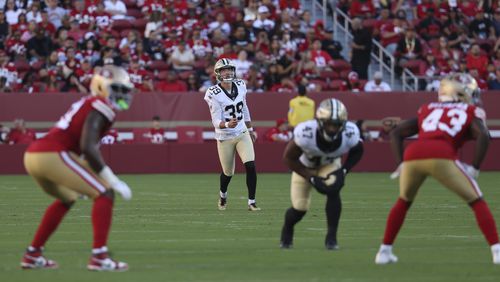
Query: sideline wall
[[1, 141, 499, 174], [1, 92, 499, 174]]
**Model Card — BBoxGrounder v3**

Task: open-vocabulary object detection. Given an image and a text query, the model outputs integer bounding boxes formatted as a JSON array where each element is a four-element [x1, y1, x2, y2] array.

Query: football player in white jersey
[[280, 98, 364, 250], [203, 58, 260, 211]]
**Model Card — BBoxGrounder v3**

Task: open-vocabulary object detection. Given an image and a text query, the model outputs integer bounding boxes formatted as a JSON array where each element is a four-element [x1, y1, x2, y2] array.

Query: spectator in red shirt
[[145, 115, 165, 144], [310, 39, 334, 71], [466, 44, 489, 78], [156, 71, 187, 92], [413, 0, 437, 19], [128, 57, 154, 92], [380, 16, 407, 55], [264, 118, 292, 142], [349, 0, 376, 19], [6, 119, 37, 145]]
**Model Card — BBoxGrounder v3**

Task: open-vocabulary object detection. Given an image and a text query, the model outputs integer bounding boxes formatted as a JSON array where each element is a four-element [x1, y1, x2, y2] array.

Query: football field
[[1, 172, 500, 282]]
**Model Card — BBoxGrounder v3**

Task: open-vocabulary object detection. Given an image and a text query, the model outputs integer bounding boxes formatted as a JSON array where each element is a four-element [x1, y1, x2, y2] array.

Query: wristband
[[99, 166, 119, 185], [248, 127, 254, 132], [224, 122, 229, 128]]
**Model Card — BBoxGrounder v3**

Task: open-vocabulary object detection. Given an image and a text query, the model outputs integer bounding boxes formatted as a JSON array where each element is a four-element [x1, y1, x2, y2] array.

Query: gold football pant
[[217, 131, 255, 176], [24, 151, 110, 202], [399, 159, 482, 203], [290, 159, 341, 211]]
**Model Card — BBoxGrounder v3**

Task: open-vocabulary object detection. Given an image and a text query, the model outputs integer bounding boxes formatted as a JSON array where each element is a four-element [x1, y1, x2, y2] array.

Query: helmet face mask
[[214, 58, 236, 83], [316, 99, 348, 142], [438, 73, 481, 105], [90, 66, 134, 111]]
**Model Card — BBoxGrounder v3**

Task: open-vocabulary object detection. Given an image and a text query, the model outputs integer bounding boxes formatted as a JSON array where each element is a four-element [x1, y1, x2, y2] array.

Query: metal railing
[[402, 68, 420, 92], [310, 0, 329, 28], [333, 8, 396, 88]]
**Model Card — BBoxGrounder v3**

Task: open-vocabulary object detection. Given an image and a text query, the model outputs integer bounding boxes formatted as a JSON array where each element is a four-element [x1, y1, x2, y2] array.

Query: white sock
[[92, 246, 108, 255], [220, 191, 227, 198], [248, 199, 256, 205], [491, 243, 500, 251], [379, 244, 393, 252]]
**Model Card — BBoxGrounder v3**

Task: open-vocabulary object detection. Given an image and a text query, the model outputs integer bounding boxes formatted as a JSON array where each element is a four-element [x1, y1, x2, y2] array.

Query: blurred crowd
[[340, 0, 500, 90], [0, 0, 354, 94]]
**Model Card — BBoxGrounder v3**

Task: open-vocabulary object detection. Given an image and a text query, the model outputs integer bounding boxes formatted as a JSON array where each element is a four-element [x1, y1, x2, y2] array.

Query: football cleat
[[375, 248, 398, 265], [248, 203, 261, 211], [218, 197, 227, 210], [280, 226, 293, 249], [491, 244, 500, 264], [280, 241, 293, 249], [87, 253, 128, 272], [325, 242, 339, 251], [21, 249, 58, 270]]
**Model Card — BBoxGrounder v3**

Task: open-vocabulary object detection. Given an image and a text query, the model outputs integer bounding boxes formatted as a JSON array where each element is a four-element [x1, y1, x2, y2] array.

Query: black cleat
[[218, 197, 227, 210]]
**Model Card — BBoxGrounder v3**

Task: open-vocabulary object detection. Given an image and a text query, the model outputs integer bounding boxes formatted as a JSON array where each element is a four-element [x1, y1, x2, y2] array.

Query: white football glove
[[390, 163, 403, 180], [99, 166, 132, 200], [460, 162, 479, 179]]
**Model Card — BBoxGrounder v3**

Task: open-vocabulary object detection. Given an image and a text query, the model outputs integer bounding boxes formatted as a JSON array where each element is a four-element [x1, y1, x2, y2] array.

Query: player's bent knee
[[102, 189, 115, 201]]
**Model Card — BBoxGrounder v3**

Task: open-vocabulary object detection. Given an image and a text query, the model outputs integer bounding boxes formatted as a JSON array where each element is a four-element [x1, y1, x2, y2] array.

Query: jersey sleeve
[[472, 105, 487, 122], [293, 123, 310, 148], [239, 80, 251, 122], [343, 121, 361, 148], [204, 88, 223, 129], [91, 98, 116, 122]]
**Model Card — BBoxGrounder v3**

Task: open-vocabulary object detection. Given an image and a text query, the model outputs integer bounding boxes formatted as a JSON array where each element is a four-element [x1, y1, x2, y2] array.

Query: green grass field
[[2, 172, 500, 282]]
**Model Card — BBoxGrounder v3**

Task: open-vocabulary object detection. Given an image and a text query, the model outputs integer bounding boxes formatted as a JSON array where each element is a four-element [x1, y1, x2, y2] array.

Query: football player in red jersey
[[20, 66, 134, 272], [375, 73, 500, 265]]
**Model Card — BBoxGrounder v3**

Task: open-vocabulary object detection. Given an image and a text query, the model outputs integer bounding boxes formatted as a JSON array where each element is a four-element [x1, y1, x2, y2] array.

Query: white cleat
[[491, 244, 500, 264], [375, 249, 398, 264]]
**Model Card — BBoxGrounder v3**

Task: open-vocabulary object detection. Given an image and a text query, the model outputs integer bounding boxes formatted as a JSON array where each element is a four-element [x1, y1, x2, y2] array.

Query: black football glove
[[309, 176, 328, 195], [325, 168, 346, 196]]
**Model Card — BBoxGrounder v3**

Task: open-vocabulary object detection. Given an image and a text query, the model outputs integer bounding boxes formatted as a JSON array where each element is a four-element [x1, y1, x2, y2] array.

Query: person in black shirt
[[27, 28, 54, 61], [351, 18, 372, 79]]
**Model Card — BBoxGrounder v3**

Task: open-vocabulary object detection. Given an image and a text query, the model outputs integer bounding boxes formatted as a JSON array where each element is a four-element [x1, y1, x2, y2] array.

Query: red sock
[[383, 198, 411, 245], [471, 199, 499, 245], [31, 200, 71, 249], [92, 195, 113, 249]]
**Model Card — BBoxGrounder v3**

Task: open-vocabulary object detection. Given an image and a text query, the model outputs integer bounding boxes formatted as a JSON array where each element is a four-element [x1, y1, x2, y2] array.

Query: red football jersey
[[27, 96, 115, 154], [404, 102, 486, 161]]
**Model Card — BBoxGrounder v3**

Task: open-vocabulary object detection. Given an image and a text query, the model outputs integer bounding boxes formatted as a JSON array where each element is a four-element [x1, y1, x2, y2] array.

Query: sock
[[281, 207, 306, 243], [244, 161, 257, 200], [31, 200, 72, 249], [248, 199, 256, 205], [470, 199, 500, 245], [219, 191, 227, 198], [325, 194, 342, 244], [92, 194, 114, 249], [220, 173, 232, 194], [382, 198, 411, 245]]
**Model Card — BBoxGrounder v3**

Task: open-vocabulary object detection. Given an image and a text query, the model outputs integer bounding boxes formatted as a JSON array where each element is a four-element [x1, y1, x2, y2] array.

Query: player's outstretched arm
[[81, 110, 109, 173], [389, 118, 419, 164], [81, 110, 132, 200], [283, 141, 312, 180], [470, 118, 490, 170]]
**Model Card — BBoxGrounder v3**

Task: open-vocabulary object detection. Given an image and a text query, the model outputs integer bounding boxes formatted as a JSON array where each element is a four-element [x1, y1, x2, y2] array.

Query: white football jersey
[[294, 120, 361, 168], [204, 79, 252, 140]]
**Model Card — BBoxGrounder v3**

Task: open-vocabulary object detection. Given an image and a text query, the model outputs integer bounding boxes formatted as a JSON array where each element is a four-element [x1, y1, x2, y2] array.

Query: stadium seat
[[178, 71, 194, 80], [149, 60, 170, 71], [331, 60, 351, 71], [126, 8, 143, 19], [132, 128, 152, 143], [14, 60, 31, 72], [156, 70, 169, 80], [112, 20, 133, 32], [176, 126, 203, 144], [132, 18, 148, 32], [329, 80, 346, 91], [123, 0, 138, 8], [319, 70, 339, 80]]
